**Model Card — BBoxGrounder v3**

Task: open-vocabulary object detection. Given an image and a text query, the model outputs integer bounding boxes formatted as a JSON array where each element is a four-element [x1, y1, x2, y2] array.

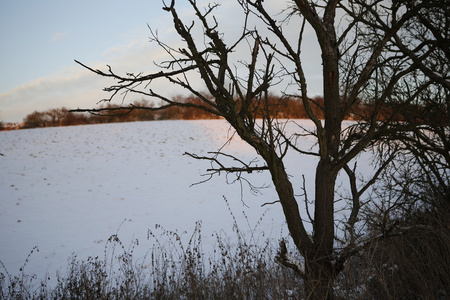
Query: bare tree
[[73, 0, 449, 298]]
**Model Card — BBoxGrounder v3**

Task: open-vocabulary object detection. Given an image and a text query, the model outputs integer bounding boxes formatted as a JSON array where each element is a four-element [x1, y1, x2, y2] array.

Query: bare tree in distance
[[73, 0, 449, 298]]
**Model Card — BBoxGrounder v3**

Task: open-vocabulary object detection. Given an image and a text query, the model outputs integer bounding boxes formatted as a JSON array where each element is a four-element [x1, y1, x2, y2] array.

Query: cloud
[[0, 66, 103, 122], [0, 40, 195, 123], [102, 38, 148, 58], [51, 32, 67, 42], [0, 3, 323, 123]]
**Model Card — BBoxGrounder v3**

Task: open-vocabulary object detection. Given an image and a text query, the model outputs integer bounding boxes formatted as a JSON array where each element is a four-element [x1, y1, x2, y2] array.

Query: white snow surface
[[0, 119, 366, 279]]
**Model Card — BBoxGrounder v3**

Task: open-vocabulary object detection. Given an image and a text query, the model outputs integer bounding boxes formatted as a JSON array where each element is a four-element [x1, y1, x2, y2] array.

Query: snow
[[0, 119, 367, 280]]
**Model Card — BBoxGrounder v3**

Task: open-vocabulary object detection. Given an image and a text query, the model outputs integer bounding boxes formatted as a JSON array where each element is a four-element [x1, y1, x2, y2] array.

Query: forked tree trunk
[[234, 125, 315, 255], [258, 140, 338, 299]]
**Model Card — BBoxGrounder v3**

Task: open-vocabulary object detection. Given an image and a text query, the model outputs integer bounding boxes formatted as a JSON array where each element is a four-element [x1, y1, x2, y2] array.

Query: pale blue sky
[[0, 0, 322, 123], [0, 0, 161, 90]]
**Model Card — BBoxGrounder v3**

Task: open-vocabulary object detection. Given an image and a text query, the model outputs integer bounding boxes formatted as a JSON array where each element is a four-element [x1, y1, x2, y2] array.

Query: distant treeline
[[1, 94, 447, 130]]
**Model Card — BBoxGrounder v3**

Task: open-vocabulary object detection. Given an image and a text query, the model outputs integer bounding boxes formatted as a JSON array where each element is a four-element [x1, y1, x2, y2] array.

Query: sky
[[0, 0, 322, 123]]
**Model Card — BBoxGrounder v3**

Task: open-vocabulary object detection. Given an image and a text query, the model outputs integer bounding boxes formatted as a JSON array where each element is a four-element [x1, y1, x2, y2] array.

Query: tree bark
[[268, 153, 314, 256], [304, 3, 341, 295], [313, 159, 337, 260], [306, 158, 338, 299]]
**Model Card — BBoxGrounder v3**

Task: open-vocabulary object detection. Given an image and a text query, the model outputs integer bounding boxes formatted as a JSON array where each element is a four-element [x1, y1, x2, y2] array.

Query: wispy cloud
[[0, 41, 192, 123], [102, 39, 146, 57], [0, 65, 103, 122], [51, 32, 67, 42]]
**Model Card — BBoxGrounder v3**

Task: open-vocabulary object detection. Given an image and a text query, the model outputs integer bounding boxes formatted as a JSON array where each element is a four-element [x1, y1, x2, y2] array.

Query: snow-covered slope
[[0, 119, 324, 278]]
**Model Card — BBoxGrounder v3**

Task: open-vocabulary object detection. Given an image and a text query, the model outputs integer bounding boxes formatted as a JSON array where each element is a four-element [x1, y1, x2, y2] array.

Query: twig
[[261, 200, 280, 207]]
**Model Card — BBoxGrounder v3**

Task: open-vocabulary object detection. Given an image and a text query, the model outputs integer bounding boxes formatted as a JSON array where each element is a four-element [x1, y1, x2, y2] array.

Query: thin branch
[[261, 200, 280, 207], [184, 151, 268, 174]]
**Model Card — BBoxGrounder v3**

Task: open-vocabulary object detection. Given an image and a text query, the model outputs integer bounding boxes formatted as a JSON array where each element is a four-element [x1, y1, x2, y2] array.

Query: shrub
[[336, 194, 450, 299]]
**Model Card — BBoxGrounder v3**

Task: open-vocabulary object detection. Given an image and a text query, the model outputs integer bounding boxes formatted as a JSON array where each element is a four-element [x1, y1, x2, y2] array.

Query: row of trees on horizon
[[1, 93, 447, 130]]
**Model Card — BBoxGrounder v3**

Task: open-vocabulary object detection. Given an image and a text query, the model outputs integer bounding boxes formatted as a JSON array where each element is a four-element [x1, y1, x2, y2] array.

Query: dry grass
[[2, 199, 449, 299], [0, 203, 301, 299]]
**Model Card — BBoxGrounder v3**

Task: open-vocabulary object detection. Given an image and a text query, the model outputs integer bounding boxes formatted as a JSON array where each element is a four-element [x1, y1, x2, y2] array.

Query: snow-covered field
[[0, 119, 355, 280]]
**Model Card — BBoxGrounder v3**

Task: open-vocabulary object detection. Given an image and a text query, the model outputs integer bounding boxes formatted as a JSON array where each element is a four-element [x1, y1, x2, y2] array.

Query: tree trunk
[[314, 159, 336, 258], [266, 151, 314, 256], [304, 158, 338, 299], [305, 260, 335, 299], [306, 19, 341, 297], [266, 148, 338, 299]]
